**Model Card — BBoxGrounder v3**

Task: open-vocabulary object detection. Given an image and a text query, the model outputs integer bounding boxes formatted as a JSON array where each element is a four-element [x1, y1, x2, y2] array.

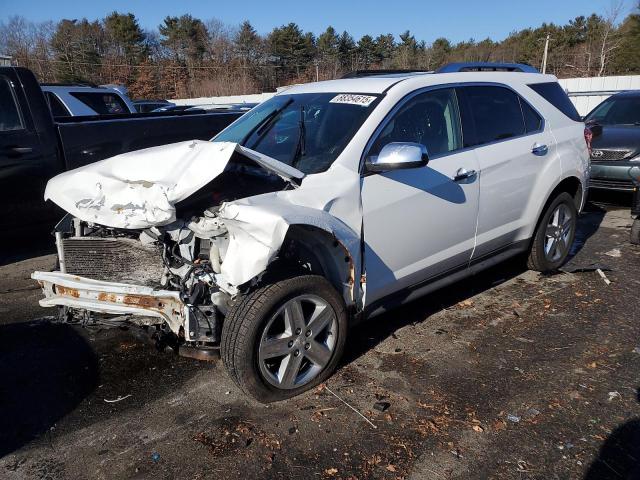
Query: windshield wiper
[[292, 106, 306, 168], [240, 98, 294, 147]]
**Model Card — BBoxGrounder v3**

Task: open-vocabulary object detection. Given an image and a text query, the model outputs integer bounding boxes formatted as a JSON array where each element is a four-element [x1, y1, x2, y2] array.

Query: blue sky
[[0, 0, 630, 43]]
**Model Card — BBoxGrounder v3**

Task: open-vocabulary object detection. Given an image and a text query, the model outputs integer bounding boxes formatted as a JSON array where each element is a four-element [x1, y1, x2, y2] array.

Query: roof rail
[[40, 82, 99, 88], [341, 69, 431, 79], [436, 62, 539, 73]]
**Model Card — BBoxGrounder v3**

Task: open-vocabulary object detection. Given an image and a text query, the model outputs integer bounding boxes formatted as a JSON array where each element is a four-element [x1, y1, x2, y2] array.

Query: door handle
[[453, 168, 477, 182], [531, 143, 548, 156], [6, 146, 33, 154]]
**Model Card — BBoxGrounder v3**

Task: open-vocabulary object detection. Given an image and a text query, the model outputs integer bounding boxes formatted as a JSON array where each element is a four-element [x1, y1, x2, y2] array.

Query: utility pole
[[541, 34, 551, 74]]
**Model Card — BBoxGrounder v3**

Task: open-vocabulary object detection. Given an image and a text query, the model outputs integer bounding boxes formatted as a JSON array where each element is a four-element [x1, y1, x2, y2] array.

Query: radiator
[[61, 237, 165, 286]]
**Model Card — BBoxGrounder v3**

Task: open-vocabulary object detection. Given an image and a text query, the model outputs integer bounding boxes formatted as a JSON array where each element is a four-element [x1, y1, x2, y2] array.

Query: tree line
[[0, 3, 639, 100]]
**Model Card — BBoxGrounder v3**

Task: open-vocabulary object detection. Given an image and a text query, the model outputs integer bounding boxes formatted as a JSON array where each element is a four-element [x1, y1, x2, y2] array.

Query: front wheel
[[221, 275, 347, 403], [527, 192, 577, 272]]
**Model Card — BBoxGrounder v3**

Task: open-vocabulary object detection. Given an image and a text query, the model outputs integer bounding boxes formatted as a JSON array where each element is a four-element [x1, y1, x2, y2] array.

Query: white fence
[[171, 91, 277, 108], [558, 75, 640, 116]]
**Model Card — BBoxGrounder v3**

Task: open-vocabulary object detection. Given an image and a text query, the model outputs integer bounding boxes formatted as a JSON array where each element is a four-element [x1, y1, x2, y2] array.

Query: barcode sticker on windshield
[[330, 94, 377, 107]]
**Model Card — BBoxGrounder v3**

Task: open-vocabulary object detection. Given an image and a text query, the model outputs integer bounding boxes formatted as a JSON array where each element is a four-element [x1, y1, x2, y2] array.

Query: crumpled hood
[[45, 141, 237, 229]]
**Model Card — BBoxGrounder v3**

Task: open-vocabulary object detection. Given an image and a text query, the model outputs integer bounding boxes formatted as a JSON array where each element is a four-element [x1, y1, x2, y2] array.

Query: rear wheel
[[221, 275, 347, 403], [527, 192, 577, 272], [631, 218, 640, 245]]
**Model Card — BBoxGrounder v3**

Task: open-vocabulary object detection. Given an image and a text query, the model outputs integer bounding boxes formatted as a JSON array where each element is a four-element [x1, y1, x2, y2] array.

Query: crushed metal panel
[[216, 162, 364, 306], [44, 141, 237, 229]]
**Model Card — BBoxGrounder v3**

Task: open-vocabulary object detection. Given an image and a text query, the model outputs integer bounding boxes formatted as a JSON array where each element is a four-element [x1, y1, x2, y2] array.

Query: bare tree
[[597, 0, 625, 76]]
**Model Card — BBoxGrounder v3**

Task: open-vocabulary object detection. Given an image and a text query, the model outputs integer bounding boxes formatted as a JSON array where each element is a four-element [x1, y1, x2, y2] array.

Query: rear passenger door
[[457, 85, 556, 258]]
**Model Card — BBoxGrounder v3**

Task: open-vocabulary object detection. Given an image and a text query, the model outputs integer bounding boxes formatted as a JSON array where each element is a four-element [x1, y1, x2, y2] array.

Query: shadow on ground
[[344, 254, 528, 365], [344, 201, 606, 367], [0, 228, 56, 267], [584, 388, 640, 480], [0, 320, 98, 458]]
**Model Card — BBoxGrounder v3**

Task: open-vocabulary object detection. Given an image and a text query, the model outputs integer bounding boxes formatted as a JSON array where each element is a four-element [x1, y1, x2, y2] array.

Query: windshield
[[214, 92, 381, 174], [585, 95, 640, 126]]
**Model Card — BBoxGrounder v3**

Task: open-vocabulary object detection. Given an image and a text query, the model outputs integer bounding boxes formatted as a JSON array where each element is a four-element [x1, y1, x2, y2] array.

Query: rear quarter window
[[528, 82, 581, 122], [70, 91, 129, 115], [45, 92, 71, 117]]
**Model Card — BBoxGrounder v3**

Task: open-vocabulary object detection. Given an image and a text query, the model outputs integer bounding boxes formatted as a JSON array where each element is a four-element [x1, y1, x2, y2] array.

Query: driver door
[[360, 88, 481, 305]]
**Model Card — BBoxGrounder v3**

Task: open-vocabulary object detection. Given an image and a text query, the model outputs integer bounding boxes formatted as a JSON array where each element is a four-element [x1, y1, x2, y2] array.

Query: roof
[[283, 70, 557, 96], [611, 90, 640, 97]]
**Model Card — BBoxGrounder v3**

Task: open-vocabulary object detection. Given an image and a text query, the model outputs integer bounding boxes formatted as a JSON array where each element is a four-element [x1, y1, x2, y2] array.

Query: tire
[[221, 275, 348, 403], [631, 218, 640, 245], [527, 192, 577, 272]]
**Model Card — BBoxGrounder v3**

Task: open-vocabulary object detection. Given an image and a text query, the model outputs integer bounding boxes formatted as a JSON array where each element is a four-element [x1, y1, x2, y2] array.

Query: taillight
[[584, 127, 593, 155]]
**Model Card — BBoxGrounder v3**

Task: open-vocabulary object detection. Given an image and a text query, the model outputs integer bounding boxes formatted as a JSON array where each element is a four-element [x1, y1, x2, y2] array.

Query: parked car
[[189, 103, 259, 112], [32, 63, 589, 402], [151, 104, 199, 113], [41, 83, 137, 116], [585, 90, 640, 191], [134, 99, 175, 113], [0, 67, 242, 237]]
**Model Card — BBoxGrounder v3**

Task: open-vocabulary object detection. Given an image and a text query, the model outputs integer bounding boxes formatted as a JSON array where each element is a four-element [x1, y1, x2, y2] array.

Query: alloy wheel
[[544, 204, 573, 262], [258, 294, 338, 389]]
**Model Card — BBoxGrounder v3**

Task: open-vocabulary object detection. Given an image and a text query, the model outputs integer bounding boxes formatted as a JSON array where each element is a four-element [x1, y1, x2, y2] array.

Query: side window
[[369, 88, 462, 158], [0, 76, 24, 132], [45, 92, 71, 117], [69, 91, 129, 115], [462, 86, 525, 146], [528, 82, 581, 122], [521, 99, 543, 132]]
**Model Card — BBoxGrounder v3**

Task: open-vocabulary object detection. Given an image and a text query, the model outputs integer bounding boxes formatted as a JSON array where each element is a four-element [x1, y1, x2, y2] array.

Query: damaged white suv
[[34, 64, 589, 402]]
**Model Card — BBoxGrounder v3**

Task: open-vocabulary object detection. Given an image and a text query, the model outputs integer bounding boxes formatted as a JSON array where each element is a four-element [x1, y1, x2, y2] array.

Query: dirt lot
[[1, 199, 639, 480]]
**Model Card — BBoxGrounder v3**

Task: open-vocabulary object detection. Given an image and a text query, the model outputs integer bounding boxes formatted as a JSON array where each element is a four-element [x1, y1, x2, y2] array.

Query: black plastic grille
[[590, 149, 633, 161]]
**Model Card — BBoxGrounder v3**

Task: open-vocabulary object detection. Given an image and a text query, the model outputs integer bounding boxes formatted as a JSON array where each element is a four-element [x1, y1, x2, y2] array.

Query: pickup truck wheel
[[527, 192, 577, 273], [221, 275, 347, 403], [631, 218, 640, 245]]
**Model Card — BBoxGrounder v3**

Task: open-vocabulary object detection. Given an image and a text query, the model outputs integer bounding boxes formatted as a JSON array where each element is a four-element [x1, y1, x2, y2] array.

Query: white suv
[[34, 63, 589, 402]]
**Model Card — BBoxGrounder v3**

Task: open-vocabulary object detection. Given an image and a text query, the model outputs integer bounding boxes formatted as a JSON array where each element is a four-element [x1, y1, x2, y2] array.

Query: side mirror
[[366, 142, 429, 173]]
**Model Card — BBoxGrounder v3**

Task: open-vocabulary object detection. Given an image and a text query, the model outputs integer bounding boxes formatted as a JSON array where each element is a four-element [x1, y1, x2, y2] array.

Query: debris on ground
[[373, 401, 391, 412], [323, 385, 377, 429], [560, 263, 612, 273], [151, 452, 160, 463], [104, 394, 132, 403], [607, 391, 621, 402], [596, 268, 611, 285], [506, 414, 521, 423], [604, 248, 621, 257]]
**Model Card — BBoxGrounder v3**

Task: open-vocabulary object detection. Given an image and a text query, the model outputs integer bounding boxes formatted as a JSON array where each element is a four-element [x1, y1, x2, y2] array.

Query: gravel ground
[[0, 199, 638, 480]]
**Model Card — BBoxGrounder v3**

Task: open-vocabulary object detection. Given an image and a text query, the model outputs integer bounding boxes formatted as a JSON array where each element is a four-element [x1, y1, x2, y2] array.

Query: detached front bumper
[[32, 271, 188, 333]]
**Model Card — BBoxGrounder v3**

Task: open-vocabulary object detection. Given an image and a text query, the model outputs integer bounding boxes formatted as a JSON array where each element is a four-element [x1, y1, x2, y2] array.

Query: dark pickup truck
[[0, 67, 242, 238]]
